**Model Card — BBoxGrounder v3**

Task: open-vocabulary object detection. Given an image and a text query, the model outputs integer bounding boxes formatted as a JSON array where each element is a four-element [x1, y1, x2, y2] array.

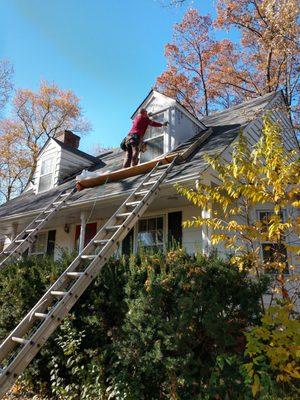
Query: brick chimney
[[55, 130, 80, 149]]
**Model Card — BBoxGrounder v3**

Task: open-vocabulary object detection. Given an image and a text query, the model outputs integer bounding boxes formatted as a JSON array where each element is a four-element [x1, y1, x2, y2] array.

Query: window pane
[[138, 220, 147, 232], [138, 217, 164, 251], [140, 136, 164, 163], [41, 158, 54, 175], [32, 232, 47, 254], [138, 232, 156, 247], [157, 217, 163, 229], [157, 229, 163, 243], [38, 174, 53, 192], [262, 243, 288, 274], [145, 113, 165, 139]]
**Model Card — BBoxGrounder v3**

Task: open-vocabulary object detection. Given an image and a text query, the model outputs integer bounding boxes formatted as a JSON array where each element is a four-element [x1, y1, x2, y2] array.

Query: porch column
[[79, 211, 87, 253], [11, 222, 18, 241], [201, 206, 211, 256]]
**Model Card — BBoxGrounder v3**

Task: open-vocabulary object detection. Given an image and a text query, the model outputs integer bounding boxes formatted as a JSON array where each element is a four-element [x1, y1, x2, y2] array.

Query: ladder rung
[[135, 190, 149, 196], [157, 164, 168, 169], [34, 312, 47, 319], [126, 201, 140, 207], [94, 239, 109, 245], [116, 212, 131, 218], [143, 180, 157, 186], [53, 201, 62, 206], [150, 172, 163, 177], [12, 336, 29, 345], [15, 239, 25, 243], [81, 255, 97, 260], [51, 291, 67, 297], [66, 271, 84, 278], [25, 229, 35, 233], [35, 219, 44, 223], [60, 193, 70, 197], [44, 209, 54, 213], [105, 225, 122, 230]]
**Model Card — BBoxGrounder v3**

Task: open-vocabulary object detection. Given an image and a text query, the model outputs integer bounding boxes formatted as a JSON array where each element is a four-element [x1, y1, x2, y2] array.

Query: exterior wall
[[57, 148, 94, 180], [173, 108, 202, 148], [182, 206, 203, 254]]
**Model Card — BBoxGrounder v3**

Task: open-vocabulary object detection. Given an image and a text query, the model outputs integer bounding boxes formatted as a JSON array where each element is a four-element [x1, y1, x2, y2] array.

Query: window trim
[[38, 157, 55, 193], [30, 230, 56, 256], [134, 214, 167, 253]]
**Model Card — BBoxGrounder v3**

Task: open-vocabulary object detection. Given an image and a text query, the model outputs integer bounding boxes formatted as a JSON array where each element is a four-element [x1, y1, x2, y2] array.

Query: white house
[[0, 90, 299, 268]]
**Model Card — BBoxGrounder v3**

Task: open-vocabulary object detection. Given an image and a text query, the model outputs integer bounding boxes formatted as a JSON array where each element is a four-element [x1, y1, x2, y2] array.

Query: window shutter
[[46, 230, 56, 256], [122, 228, 134, 256], [168, 211, 182, 248]]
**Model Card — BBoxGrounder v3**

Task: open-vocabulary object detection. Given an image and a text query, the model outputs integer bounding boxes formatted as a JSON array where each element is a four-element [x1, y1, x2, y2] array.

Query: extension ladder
[[0, 158, 178, 397], [0, 188, 76, 270]]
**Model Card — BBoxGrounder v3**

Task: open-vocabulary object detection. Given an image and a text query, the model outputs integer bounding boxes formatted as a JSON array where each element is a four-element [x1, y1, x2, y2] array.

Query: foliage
[[0, 80, 91, 202], [156, 10, 222, 116], [176, 117, 300, 308], [243, 304, 300, 398], [157, 1, 300, 123], [0, 120, 31, 201], [0, 250, 268, 399]]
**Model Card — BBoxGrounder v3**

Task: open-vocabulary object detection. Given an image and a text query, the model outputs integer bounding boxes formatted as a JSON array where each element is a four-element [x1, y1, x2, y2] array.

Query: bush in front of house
[[2, 250, 297, 399]]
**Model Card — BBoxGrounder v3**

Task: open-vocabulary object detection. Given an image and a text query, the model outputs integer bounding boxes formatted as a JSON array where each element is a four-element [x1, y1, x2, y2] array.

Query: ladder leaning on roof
[[0, 188, 76, 270], [0, 157, 178, 398]]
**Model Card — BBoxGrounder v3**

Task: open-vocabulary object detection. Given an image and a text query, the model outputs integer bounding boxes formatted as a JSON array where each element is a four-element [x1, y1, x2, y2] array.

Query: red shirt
[[129, 115, 163, 138]]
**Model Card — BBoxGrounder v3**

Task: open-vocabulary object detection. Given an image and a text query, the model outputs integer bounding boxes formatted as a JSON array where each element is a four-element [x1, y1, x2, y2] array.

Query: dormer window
[[38, 158, 55, 192]]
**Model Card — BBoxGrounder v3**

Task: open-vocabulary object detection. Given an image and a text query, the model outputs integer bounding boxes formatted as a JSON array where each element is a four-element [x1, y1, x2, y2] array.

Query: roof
[[0, 91, 282, 221], [52, 138, 101, 164]]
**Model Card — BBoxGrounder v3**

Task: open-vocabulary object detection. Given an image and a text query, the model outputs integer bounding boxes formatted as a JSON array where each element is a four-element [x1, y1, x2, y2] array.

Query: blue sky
[[0, 0, 234, 153]]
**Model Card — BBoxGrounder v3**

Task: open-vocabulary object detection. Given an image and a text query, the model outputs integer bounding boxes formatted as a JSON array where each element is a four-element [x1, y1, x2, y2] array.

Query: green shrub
[[0, 250, 269, 399]]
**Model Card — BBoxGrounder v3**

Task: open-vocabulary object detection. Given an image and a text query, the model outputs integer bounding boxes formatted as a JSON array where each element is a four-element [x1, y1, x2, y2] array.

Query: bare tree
[[0, 60, 13, 112]]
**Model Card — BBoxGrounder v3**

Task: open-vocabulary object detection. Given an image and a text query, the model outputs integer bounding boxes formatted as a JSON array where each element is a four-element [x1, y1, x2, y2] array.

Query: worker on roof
[[122, 108, 168, 168]]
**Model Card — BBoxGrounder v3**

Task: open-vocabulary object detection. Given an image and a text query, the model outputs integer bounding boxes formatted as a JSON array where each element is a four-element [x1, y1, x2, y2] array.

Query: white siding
[[182, 206, 203, 254], [57, 148, 95, 180], [172, 108, 202, 148]]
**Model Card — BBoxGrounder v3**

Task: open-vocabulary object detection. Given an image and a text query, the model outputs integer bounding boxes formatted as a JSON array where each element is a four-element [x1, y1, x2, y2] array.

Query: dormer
[[33, 130, 101, 193], [131, 90, 206, 162]]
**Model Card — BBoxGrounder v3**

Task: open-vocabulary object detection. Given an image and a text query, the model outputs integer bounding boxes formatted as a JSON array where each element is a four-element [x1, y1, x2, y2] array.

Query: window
[[140, 111, 166, 163], [38, 158, 54, 192], [258, 211, 288, 273], [31, 230, 56, 257], [140, 136, 164, 163], [138, 216, 164, 252]]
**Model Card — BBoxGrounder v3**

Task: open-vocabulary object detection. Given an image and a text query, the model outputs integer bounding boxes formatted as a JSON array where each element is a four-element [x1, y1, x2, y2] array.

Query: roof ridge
[[201, 91, 279, 121]]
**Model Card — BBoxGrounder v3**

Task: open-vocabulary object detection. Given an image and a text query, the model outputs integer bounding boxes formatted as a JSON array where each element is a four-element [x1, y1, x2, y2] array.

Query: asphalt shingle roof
[[0, 91, 280, 220]]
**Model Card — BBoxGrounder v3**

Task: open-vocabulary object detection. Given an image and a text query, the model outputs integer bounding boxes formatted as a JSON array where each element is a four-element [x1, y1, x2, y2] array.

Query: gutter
[[0, 172, 202, 225]]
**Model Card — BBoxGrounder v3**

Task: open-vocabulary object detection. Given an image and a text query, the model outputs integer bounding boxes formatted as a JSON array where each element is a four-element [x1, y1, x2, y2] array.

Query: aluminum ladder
[[0, 158, 177, 397], [0, 188, 76, 270]]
